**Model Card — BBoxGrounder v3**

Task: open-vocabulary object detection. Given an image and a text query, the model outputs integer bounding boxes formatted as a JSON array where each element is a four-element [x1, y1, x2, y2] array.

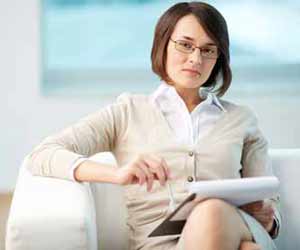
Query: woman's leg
[[181, 198, 257, 250], [239, 241, 261, 250]]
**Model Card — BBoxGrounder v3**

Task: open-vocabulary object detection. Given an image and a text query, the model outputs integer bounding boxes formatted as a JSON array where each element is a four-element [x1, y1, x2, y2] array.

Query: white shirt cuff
[[69, 157, 89, 181]]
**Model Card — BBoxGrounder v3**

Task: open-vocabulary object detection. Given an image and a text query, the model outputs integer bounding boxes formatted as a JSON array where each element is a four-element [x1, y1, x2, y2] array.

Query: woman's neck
[[175, 87, 203, 112]]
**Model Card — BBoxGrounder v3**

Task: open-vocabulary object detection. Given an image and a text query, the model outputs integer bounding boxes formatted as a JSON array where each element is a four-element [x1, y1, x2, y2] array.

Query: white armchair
[[5, 159, 98, 250], [6, 149, 300, 250]]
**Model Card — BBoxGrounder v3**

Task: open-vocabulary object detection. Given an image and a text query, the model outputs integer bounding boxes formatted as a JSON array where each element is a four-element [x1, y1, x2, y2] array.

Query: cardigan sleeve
[[26, 94, 129, 181], [240, 108, 282, 239]]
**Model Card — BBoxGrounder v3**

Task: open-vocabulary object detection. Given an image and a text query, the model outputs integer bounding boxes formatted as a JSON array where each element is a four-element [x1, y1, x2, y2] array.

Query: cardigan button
[[188, 151, 194, 157], [187, 176, 194, 182]]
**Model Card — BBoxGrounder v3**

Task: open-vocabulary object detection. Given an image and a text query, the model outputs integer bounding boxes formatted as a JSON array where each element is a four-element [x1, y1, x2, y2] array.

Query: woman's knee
[[184, 198, 231, 238], [187, 198, 233, 224], [186, 198, 252, 241], [239, 241, 261, 250]]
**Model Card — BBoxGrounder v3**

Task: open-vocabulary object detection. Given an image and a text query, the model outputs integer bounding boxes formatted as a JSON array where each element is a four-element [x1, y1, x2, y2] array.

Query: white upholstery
[[269, 149, 300, 250], [5, 149, 300, 250], [5, 157, 98, 250]]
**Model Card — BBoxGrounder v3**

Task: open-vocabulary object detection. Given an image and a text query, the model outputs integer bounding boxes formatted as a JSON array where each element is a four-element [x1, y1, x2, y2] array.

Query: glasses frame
[[170, 38, 220, 59]]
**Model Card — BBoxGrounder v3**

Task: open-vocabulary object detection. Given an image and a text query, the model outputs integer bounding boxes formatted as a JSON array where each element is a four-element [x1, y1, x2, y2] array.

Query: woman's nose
[[189, 48, 203, 65]]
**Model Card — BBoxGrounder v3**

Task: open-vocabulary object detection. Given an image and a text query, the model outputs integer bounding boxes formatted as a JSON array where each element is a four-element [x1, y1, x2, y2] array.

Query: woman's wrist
[[74, 159, 119, 184]]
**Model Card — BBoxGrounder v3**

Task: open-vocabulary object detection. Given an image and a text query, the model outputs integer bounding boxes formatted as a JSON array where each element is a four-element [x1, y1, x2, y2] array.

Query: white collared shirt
[[149, 82, 226, 145]]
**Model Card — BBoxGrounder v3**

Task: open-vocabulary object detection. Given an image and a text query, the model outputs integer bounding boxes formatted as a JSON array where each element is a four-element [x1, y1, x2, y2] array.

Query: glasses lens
[[175, 40, 194, 53], [201, 46, 219, 59]]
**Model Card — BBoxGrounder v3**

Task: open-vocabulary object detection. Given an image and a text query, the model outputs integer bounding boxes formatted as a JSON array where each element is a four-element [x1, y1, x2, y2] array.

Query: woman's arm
[[73, 159, 119, 183], [27, 95, 129, 181], [74, 155, 171, 192], [240, 108, 282, 239]]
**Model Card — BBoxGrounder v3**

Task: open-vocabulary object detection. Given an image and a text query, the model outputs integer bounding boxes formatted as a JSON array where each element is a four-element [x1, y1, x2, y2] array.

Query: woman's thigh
[[175, 198, 254, 250]]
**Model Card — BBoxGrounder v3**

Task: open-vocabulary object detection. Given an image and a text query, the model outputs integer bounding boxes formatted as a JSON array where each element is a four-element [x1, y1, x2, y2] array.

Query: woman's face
[[166, 14, 218, 90]]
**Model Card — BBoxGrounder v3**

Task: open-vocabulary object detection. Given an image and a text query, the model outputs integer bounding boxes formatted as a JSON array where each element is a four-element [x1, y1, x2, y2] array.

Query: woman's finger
[[254, 213, 274, 221], [251, 207, 274, 218], [137, 163, 154, 191], [161, 158, 172, 180], [256, 215, 272, 224], [252, 212, 274, 227], [242, 201, 263, 212], [133, 166, 146, 186], [143, 156, 167, 186]]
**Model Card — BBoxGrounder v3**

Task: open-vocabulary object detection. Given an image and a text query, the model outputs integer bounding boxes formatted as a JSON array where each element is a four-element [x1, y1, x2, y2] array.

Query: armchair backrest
[[269, 149, 300, 249]]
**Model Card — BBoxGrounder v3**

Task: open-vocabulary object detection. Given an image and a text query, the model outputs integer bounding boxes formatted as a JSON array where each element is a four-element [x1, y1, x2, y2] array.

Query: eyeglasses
[[170, 38, 219, 59]]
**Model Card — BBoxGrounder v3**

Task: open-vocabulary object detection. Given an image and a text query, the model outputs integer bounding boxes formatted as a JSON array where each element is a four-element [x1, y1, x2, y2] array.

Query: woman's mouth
[[182, 69, 201, 76]]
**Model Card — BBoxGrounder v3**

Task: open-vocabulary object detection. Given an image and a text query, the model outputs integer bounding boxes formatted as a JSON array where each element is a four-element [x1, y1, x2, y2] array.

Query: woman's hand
[[239, 200, 275, 232], [114, 154, 171, 191]]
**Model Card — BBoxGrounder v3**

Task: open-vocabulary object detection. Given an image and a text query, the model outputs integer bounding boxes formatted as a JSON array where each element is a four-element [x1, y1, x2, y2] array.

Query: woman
[[27, 2, 281, 250]]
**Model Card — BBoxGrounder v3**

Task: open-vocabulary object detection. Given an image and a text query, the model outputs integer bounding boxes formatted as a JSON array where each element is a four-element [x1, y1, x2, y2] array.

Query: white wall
[[1, 1, 299, 192], [0, 0, 114, 192]]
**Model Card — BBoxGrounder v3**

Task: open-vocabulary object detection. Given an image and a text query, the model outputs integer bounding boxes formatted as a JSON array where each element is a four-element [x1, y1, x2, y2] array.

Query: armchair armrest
[[6, 157, 98, 250]]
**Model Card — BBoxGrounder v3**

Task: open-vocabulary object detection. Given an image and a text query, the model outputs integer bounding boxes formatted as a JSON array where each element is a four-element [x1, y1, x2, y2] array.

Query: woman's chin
[[169, 76, 205, 89], [179, 79, 204, 89]]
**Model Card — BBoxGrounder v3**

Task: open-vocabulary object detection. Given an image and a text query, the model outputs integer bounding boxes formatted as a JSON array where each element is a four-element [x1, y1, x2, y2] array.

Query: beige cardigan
[[27, 93, 281, 249]]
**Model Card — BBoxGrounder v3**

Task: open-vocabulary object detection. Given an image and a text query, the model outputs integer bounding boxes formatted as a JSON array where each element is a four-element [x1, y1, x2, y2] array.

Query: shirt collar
[[150, 82, 227, 113], [199, 88, 227, 113]]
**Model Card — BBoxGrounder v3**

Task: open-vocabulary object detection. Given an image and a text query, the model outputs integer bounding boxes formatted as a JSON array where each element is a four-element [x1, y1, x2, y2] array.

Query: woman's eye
[[202, 48, 213, 54], [203, 47, 218, 54], [180, 42, 193, 49]]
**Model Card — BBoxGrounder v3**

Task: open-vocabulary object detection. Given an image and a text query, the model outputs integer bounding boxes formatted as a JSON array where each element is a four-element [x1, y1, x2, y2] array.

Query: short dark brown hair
[[151, 1, 232, 97]]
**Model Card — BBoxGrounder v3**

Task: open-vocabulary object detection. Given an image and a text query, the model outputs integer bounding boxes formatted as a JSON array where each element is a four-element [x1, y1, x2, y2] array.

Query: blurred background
[[42, 0, 300, 97], [0, 2, 299, 242]]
